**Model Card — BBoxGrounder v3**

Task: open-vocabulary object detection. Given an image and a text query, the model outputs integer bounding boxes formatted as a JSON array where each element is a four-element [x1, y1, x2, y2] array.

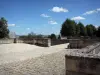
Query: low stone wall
[[65, 43, 100, 75], [0, 38, 51, 47], [22, 38, 51, 47], [68, 39, 83, 49], [16, 40, 24, 43], [65, 55, 100, 75], [0, 39, 14, 44], [0, 39, 24, 44], [34, 38, 51, 47], [68, 39, 100, 49], [51, 39, 68, 46]]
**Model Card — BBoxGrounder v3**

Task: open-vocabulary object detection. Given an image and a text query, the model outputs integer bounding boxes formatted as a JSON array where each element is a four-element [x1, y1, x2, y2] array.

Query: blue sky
[[0, 0, 100, 35]]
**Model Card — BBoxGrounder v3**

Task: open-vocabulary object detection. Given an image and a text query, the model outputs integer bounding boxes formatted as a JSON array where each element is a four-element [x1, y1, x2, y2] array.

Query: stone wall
[[23, 38, 51, 47], [51, 39, 68, 46], [0, 38, 51, 47], [68, 39, 83, 49], [34, 38, 51, 47], [0, 39, 14, 44], [0, 39, 24, 44], [65, 54, 100, 75], [68, 39, 100, 49]]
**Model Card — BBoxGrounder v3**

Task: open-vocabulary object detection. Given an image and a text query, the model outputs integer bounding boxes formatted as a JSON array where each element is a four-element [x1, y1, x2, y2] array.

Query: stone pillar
[[47, 39, 51, 47]]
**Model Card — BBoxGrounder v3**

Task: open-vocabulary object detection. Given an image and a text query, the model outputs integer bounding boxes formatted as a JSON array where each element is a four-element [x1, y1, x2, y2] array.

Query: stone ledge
[[65, 43, 100, 75]]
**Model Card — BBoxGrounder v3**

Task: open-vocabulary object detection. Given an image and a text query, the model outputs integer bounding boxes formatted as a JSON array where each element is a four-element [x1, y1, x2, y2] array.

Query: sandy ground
[[0, 43, 69, 65], [0, 43, 99, 75], [0, 43, 71, 75], [0, 50, 73, 75]]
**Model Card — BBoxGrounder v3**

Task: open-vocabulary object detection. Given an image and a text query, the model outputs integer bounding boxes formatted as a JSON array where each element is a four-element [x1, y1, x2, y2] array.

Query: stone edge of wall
[[65, 54, 100, 75]]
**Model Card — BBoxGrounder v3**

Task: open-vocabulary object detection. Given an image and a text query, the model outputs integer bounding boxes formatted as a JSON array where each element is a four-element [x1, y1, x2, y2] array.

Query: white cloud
[[97, 8, 100, 11], [26, 28, 30, 30], [40, 14, 50, 18], [83, 8, 100, 15], [48, 20, 58, 25], [8, 24, 16, 27], [95, 25, 99, 28], [51, 7, 69, 12], [71, 16, 85, 20], [83, 10, 97, 15]]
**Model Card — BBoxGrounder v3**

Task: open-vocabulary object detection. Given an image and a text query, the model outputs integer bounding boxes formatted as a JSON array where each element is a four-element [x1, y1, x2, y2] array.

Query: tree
[[20, 32, 44, 40], [76, 24, 80, 36], [96, 26, 100, 37], [36, 34, 43, 38], [91, 25, 97, 36], [27, 32, 36, 39], [60, 18, 98, 38], [0, 17, 9, 39], [86, 25, 93, 36], [48, 34, 56, 39], [60, 19, 76, 37], [77, 22, 87, 36], [58, 35, 61, 39], [86, 24, 97, 36]]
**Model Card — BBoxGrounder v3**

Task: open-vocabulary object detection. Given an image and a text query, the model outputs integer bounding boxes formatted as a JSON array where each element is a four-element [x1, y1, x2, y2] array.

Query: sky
[[0, 0, 100, 35]]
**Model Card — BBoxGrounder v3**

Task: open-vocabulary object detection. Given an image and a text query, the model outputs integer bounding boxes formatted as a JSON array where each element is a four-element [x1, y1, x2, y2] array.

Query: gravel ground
[[0, 50, 70, 75], [0, 43, 71, 75]]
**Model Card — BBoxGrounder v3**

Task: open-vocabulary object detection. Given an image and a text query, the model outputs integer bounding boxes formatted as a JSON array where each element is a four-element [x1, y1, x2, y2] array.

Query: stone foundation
[[65, 43, 100, 75], [65, 55, 100, 75]]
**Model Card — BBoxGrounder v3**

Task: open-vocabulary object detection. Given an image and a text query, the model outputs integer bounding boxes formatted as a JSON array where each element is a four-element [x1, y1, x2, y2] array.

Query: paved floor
[[0, 43, 69, 65]]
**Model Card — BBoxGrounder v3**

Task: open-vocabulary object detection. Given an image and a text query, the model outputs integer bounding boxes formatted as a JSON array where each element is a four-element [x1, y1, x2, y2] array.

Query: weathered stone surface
[[65, 55, 100, 75], [65, 42, 100, 75]]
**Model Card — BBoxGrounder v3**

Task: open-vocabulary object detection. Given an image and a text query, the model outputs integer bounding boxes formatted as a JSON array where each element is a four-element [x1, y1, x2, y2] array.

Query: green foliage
[[76, 24, 80, 36], [86, 24, 96, 36], [60, 18, 98, 38], [77, 22, 87, 36], [48, 34, 56, 39], [27, 32, 36, 39], [19, 32, 44, 40], [58, 35, 61, 39], [0, 17, 9, 39], [60, 19, 76, 36], [91, 25, 97, 35], [96, 26, 100, 37]]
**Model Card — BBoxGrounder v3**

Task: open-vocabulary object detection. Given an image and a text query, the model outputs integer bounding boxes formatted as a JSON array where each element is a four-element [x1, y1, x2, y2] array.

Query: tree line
[[60, 19, 100, 38], [19, 32, 57, 40], [0, 17, 100, 39]]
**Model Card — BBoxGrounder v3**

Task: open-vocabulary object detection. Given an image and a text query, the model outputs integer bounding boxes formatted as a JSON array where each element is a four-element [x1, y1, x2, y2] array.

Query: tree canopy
[[86, 24, 96, 36], [48, 34, 56, 39], [96, 26, 100, 37], [60, 18, 99, 38], [0, 17, 9, 39], [60, 19, 76, 36], [77, 22, 87, 36]]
